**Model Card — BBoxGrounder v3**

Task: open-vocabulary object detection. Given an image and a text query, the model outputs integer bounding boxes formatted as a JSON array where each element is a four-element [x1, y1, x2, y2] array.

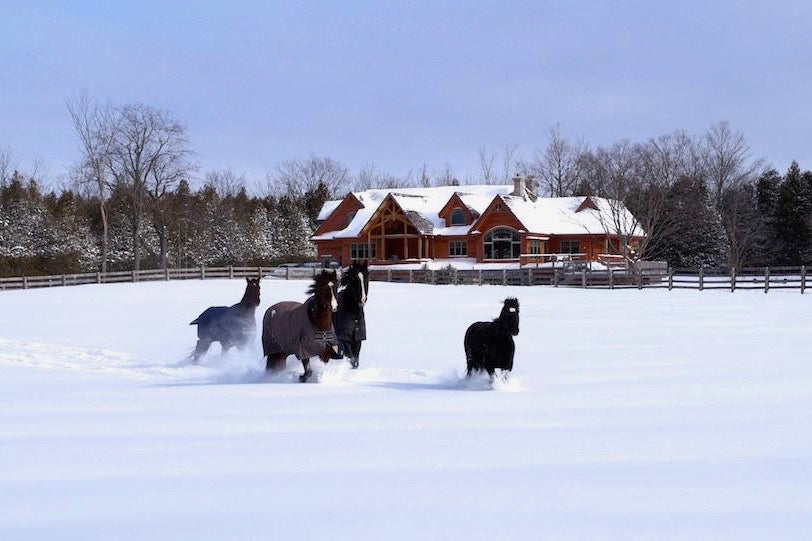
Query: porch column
[[418, 236, 422, 259], [404, 222, 408, 259]]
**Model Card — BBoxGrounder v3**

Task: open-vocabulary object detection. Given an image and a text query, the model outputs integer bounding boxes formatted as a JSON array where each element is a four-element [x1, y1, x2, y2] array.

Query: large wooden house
[[312, 176, 644, 267]]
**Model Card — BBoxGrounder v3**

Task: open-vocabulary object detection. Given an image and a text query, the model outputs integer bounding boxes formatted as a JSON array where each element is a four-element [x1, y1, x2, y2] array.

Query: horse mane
[[496, 297, 519, 320], [307, 270, 337, 296], [340, 262, 368, 288]]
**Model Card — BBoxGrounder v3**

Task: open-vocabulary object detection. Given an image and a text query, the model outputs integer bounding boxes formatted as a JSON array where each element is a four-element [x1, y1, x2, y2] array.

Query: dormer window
[[450, 207, 466, 226], [346, 211, 357, 226]]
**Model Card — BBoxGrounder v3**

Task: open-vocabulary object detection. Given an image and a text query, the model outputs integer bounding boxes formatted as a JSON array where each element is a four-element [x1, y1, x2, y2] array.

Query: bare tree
[[109, 104, 194, 272], [435, 163, 458, 186], [418, 162, 431, 187], [0, 146, 16, 189], [704, 121, 763, 208], [147, 142, 195, 268], [477, 146, 496, 184], [499, 144, 518, 185], [528, 125, 585, 197], [585, 140, 679, 261], [272, 155, 349, 199], [205, 169, 246, 197], [67, 95, 117, 273]]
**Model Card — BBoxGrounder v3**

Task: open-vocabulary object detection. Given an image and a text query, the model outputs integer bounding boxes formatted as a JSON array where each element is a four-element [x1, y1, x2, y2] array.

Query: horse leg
[[299, 358, 312, 383], [266, 353, 286, 372], [192, 339, 211, 363], [349, 340, 362, 369]]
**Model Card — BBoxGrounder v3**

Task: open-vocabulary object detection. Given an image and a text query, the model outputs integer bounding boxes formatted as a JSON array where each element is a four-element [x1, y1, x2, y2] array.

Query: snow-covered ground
[[0, 279, 810, 540]]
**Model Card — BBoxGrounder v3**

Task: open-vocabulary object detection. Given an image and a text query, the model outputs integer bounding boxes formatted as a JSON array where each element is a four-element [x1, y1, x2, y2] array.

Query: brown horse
[[262, 270, 341, 382]]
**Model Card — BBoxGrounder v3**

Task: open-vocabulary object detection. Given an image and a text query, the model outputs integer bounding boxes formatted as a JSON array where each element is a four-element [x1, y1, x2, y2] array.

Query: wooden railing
[[368, 265, 808, 293], [0, 265, 330, 291], [1, 265, 808, 294]]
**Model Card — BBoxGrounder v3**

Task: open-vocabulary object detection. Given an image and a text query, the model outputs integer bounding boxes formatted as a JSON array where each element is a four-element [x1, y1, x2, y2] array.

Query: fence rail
[[0, 265, 807, 293]]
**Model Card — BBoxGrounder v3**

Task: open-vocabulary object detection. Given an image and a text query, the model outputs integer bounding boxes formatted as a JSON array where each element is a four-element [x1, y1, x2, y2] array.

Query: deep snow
[[0, 279, 810, 540]]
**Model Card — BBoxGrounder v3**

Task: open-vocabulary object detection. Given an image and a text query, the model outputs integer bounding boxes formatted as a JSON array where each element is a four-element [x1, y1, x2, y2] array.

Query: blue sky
[[2, 1, 811, 187]]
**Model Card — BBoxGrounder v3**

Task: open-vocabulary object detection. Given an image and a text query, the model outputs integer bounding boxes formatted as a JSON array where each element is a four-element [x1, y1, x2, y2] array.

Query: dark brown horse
[[190, 277, 261, 362], [262, 270, 341, 382], [333, 260, 369, 369], [464, 297, 520, 377]]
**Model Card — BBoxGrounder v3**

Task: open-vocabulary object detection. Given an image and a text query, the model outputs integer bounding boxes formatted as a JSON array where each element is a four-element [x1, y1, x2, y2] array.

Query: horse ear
[[246, 277, 250, 284]]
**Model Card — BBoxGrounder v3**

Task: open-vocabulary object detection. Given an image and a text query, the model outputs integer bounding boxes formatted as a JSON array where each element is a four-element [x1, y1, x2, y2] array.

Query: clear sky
[[2, 0, 811, 187]]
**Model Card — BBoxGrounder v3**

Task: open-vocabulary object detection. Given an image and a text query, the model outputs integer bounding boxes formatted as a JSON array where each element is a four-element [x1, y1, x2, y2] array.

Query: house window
[[484, 228, 520, 259], [528, 239, 542, 255], [346, 211, 357, 227], [351, 243, 375, 260], [450, 208, 466, 226], [449, 240, 467, 257], [560, 240, 580, 254]]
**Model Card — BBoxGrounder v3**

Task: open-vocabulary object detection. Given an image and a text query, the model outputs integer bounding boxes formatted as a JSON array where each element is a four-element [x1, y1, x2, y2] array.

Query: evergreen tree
[[774, 161, 812, 264]]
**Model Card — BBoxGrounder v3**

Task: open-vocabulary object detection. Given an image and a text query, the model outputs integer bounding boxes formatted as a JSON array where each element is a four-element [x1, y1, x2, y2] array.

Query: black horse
[[190, 277, 261, 362], [464, 297, 520, 377], [263, 270, 342, 382], [333, 260, 369, 369]]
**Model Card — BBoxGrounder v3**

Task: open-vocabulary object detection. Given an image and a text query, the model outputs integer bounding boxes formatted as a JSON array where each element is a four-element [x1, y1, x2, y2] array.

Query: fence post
[[581, 268, 586, 288], [229, 265, 234, 279], [609, 267, 614, 289], [478, 269, 483, 285], [668, 267, 673, 291], [258, 266, 262, 279], [285, 266, 290, 280], [526, 268, 532, 287], [502, 269, 507, 286], [699, 267, 704, 291], [802, 265, 806, 294], [165, 268, 170, 281], [553, 269, 559, 287], [96, 272, 101, 284], [638, 267, 643, 290], [431, 270, 436, 285], [200, 265, 205, 280], [387, 269, 392, 282], [730, 267, 736, 292], [455, 268, 460, 285], [765, 267, 770, 293], [132, 270, 137, 283], [23, 276, 28, 289], [62, 274, 67, 287], [409, 270, 413, 283]]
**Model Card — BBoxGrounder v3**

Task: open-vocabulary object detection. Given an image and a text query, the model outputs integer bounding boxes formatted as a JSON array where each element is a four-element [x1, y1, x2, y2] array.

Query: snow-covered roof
[[501, 195, 645, 237], [313, 185, 644, 240], [316, 199, 342, 221]]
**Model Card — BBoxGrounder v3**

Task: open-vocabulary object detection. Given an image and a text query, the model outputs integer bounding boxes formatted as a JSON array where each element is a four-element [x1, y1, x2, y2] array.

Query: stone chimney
[[525, 175, 538, 201], [512, 174, 525, 197]]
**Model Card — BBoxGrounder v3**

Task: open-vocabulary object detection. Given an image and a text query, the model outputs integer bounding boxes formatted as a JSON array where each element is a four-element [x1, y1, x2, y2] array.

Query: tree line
[[1, 97, 811, 277]]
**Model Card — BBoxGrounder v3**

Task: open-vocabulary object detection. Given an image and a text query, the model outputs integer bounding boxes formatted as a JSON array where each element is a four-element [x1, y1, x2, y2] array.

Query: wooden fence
[[0, 265, 325, 291], [0, 264, 807, 293]]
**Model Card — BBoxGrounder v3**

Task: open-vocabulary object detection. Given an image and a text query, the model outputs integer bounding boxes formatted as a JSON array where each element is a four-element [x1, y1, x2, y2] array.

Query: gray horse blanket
[[262, 299, 338, 361]]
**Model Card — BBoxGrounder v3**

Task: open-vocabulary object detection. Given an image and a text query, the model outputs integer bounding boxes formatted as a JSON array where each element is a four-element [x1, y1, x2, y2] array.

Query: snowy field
[[0, 279, 811, 540]]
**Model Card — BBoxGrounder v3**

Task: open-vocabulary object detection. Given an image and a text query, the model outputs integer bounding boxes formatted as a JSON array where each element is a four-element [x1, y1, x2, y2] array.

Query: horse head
[[499, 297, 520, 336], [341, 260, 369, 307], [242, 277, 261, 307], [309, 270, 339, 314]]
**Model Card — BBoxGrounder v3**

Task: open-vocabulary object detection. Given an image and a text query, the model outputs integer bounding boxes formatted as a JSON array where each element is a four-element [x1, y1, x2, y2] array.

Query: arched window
[[484, 228, 520, 259], [450, 207, 465, 226]]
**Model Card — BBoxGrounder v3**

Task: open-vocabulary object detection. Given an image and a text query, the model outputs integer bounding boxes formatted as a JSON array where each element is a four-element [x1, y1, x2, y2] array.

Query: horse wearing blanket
[[262, 270, 342, 382]]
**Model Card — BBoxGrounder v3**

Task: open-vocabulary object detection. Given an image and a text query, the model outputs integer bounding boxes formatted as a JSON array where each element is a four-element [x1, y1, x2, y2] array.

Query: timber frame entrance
[[359, 195, 433, 262]]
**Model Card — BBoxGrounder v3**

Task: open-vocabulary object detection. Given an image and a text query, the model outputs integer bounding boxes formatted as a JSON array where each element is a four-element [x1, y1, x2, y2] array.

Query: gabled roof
[[313, 184, 645, 240]]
